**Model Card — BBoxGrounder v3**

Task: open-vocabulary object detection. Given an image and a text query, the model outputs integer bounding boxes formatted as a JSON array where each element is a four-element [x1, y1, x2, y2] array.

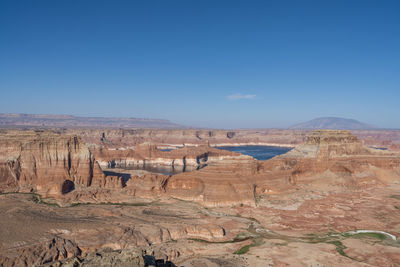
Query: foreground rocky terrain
[[1, 129, 400, 266]]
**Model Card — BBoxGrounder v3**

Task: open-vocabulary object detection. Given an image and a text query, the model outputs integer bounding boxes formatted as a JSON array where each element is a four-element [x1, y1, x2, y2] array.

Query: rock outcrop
[[94, 143, 252, 170], [163, 158, 258, 207], [0, 237, 81, 267], [1, 129, 399, 207], [1, 129, 400, 266], [62, 128, 400, 152], [67, 128, 306, 149], [282, 130, 373, 158], [254, 130, 400, 198], [156, 130, 400, 206], [0, 130, 106, 197], [61, 248, 145, 267]]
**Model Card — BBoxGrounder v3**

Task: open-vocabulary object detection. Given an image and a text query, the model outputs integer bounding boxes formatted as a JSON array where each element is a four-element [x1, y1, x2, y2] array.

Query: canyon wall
[[61, 128, 400, 151], [65, 128, 307, 148], [150, 130, 400, 207], [93, 143, 252, 170], [1, 129, 399, 207], [0, 130, 106, 196]]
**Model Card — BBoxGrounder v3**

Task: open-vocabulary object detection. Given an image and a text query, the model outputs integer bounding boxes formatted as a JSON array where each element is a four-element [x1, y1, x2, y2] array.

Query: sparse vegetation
[[255, 195, 263, 205], [2, 191, 396, 263], [30, 194, 61, 207], [233, 237, 264, 255], [234, 232, 252, 241], [31, 194, 40, 203], [233, 244, 251, 254], [274, 242, 288, 246], [188, 233, 252, 244], [69, 201, 152, 207], [344, 232, 387, 241], [0, 192, 154, 208], [328, 241, 349, 258]]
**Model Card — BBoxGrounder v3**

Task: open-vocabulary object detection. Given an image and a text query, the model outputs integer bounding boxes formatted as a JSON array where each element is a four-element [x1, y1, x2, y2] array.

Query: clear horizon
[[1, 1, 399, 128]]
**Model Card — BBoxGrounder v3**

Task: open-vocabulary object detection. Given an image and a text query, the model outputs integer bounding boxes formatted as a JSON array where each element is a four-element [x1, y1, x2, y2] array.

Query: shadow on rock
[[143, 255, 177, 267]]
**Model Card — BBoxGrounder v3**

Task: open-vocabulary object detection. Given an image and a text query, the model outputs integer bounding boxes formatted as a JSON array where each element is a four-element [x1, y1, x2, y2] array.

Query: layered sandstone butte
[[255, 130, 400, 197], [96, 143, 256, 206], [282, 129, 373, 158], [66, 128, 306, 148], [0, 130, 105, 197], [62, 128, 400, 153], [94, 143, 252, 170]]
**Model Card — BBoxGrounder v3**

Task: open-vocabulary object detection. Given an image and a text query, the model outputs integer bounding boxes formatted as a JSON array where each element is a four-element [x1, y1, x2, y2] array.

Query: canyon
[[1, 128, 400, 266], [63, 128, 400, 151]]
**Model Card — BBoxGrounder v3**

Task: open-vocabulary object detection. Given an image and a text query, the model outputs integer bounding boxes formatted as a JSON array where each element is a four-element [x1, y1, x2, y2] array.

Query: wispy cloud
[[227, 93, 256, 100]]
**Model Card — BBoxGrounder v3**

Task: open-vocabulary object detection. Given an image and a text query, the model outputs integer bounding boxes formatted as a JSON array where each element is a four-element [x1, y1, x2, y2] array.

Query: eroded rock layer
[[122, 130, 400, 207], [61, 128, 400, 151], [1, 129, 399, 207], [94, 143, 251, 170], [0, 130, 106, 197], [1, 129, 400, 266]]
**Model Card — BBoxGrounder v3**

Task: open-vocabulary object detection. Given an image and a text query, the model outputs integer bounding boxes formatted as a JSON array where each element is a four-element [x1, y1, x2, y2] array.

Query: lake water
[[216, 145, 292, 160]]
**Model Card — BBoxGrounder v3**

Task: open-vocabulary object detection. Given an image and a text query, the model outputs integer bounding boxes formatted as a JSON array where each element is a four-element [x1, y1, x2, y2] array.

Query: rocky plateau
[[1, 128, 400, 266]]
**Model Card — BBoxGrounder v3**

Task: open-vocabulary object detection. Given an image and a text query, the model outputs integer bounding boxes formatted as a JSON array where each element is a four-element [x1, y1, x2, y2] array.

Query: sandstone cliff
[[67, 128, 306, 149], [62, 128, 400, 152], [1, 129, 399, 207], [94, 143, 251, 170], [0, 130, 106, 197], [254, 130, 400, 198], [153, 130, 400, 207], [1, 129, 400, 266]]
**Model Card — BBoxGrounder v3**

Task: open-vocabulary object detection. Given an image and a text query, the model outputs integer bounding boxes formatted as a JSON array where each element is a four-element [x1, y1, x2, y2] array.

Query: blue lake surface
[[216, 145, 292, 160]]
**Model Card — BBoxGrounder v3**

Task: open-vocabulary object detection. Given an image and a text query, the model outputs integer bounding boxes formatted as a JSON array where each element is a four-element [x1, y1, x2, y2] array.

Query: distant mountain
[[291, 117, 377, 130], [0, 113, 184, 129]]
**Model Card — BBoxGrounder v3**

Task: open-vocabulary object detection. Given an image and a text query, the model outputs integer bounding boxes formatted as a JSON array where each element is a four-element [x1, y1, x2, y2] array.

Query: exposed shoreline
[[157, 142, 295, 150]]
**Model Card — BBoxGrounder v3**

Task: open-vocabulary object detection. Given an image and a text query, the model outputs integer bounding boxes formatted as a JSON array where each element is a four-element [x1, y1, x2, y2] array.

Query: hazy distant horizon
[[1, 1, 399, 129], [1, 112, 399, 130], [1, 112, 398, 130]]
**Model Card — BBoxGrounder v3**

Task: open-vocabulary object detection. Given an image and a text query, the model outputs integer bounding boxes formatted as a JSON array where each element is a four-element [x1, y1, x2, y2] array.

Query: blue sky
[[0, 0, 399, 128]]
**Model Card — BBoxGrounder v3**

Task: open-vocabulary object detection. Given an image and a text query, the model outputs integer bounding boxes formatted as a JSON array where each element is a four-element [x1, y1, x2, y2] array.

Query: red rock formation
[[93, 143, 251, 170], [3, 129, 400, 266], [1, 129, 399, 207], [157, 130, 400, 207], [125, 173, 169, 198], [254, 130, 400, 197], [67, 128, 306, 148], [0, 237, 81, 267], [62, 128, 400, 152], [0, 130, 105, 196]]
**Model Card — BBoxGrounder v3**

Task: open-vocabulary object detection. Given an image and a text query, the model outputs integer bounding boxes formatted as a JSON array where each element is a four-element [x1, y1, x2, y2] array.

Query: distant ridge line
[[0, 113, 184, 129]]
